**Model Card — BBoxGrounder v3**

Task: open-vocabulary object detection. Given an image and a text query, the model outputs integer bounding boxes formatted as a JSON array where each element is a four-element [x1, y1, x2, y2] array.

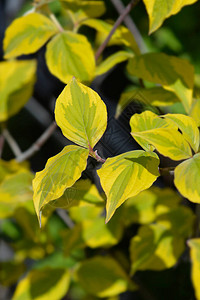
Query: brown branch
[[95, 0, 140, 62], [16, 121, 57, 163]]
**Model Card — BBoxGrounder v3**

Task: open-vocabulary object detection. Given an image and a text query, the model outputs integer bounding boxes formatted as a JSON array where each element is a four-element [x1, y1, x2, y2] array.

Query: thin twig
[[3, 129, 22, 157], [16, 121, 57, 163], [110, 0, 147, 53], [95, 0, 140, 61], [56, 209, 74, 229]]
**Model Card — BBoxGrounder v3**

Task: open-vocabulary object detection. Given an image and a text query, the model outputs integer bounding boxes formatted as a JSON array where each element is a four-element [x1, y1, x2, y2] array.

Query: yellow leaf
[[95, 51, 133, 77], [130, 223, 185, 275], [97, 150, 160, 222], [115, 86, 179, 118], [0, 60, 36, 121], [76, 256, 136, 297], [143, 0, 198, 33], [188, 238, 200, 300], [130, 111, 192, 160], [164, 114, 199, 153], [4, 13, 58, 59], [55, 78, 107, 148], [127, 53, 194, 112], [174, 153, 200, 204], [46, 31, 95, 83], [12, 268, 70, 300], [32, 145, 89, 222]]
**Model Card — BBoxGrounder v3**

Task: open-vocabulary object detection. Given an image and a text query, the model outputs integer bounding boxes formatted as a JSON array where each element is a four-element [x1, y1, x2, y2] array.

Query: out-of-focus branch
[[0, 135, 5, 158], [3, 129, 22, 157], [16, 121, 57, 163], [110, 0, 147, 53], [56, 209, 74, 229], [95, 0, 140, 61]]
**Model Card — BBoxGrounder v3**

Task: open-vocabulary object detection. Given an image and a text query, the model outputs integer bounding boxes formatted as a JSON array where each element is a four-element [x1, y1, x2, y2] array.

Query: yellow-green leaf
[[123, 187, 181, 226], [46, 31, 95, 84], [0, 171, 34, 219], [156, 206, 195, 238], [130, 110, 170, 151], [95, 51, 133, 77], [190, 98, 200, 126], [61, 0, 106, 18], [32, 145, 89, 222], [130, 111, 192, 160], [0, 60, 36, 121], [3, 13, 58, 59], [0, 159, 29, 184], [115, 86, 179, 118], [97, 150, 160, 222], [130, 223, 185, 275], [12, 268, 70, 300], [81, 19, 140, 55], [82, 213, 124, 248], [174, 153, 200, 204], [164, 113, 199, 153], [55, 78, 107, 148], [127, 53, 194, 112], [188, 238, 200, 300], [0, 261, 26, 286], [76, 256, 136, 298], [143, 0, 198, 34], [69, 200, 103, 223]]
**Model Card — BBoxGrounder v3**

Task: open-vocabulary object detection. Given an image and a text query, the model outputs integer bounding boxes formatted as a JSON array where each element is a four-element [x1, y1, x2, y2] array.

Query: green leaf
[[164, 114, 199, 153], [123, 187, 181, 226], [115, 86, 179, 118], [143, 0, 198, 34], [130, 223, 185, 275], [61, 0, 106, 18], [97, 150, 160, 222], [76, 256, 136, 297], [81, 19, 140, 55], [0, 171, 34, 219], [32, 145, 89, 222], [3, 12, 58, 59], [46, 31, 95, 84], [130, 111, 192, 160], [12, 268, 70, 300], [174, 153, 200, 204], [187, 238, 200, 300], [127, 53, 194, 112], [0, 60, 36, 121], [55, 78, 107, 148], [95, 51, 133, 77]]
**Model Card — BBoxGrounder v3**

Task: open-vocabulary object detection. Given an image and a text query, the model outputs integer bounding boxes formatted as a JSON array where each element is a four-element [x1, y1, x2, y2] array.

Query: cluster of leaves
[[1, 0, 200, 299]]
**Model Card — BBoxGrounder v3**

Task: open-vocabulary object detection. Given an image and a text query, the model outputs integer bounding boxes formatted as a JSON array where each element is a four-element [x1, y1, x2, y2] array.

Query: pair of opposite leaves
[[33, 78, 160, 225]]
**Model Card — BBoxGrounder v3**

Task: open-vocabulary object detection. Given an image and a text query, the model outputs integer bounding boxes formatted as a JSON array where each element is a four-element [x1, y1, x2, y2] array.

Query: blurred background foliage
[[0, 0, 200, 299]]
